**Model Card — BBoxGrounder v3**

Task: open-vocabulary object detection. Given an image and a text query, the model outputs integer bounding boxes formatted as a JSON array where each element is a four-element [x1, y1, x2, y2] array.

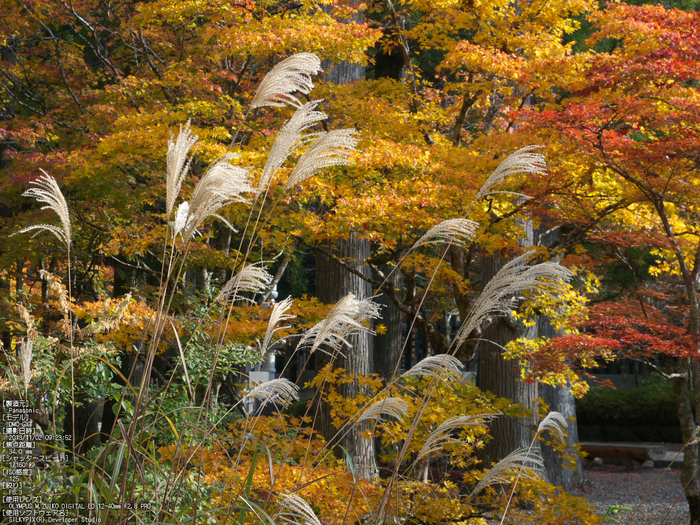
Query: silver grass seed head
[[12, 171, 72, 249], [297, 293, 381, 357], [356, 397, 409, 423], [216, 263, 272, 303], [401, 354, 464, 383], [278, 493, 323, 525], [183, 155, 255, 242], [413, 218, 479, 250], [259, 296, 296, 356], [251, 53, 322, 110], [469, 447, 543, 501], [476, 146, 547, 201], [537, 411, 567, 443], [244, 378, 299, 410], [455, 252, 573, 347], [283, 129, 359, 192], [259, 101, 327, 192], [166, 120, 199, 218], [417, 414, 497, 461]]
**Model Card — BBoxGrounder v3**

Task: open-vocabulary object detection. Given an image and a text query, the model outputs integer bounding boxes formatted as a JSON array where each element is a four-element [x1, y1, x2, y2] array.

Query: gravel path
[[573, 465, 690, 525]]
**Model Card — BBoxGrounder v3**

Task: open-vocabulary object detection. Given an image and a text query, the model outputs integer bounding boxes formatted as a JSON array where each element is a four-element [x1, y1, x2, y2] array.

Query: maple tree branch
[[385, 0, 434, 146], [452, 77, 481, 147], [53, 39, 86, 116]]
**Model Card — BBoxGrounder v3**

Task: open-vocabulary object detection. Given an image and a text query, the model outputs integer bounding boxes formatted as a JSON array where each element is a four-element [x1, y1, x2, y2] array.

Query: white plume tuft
[[417, 414, 497, 461], [469, 448, 543, 501], [259, 296, 295, 355], [244, 378, 299, 410], [413, 218, 479, 249], [454, 252, 573, 348], [283, 129, 358, 191], [251, 53, 322, 110], [182, 155, 255, 242], [476, 146, 547, 201], [356, 397, 409, 423], [166, 120, 198, 218], [401, 354, 464, 383], [12, 171, 72, 249], [297, 293, 381, 357], [216, 263, 272, 303], [259, 101, 327, 192], [278, 493, 323, 525], [536, 411, 568, 443]]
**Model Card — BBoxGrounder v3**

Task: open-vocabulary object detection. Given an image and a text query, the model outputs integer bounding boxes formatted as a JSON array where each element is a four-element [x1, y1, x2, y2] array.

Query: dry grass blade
[[12, 171, 71, 249], [401, 354, 464, 383], [278, 492, 323, 525], [166, 120, 198, 217], [259, 101, 327, 192], [183, 155, 255, 242], [476, 146, 546, 201], [20, 338, 33, 393], [412, 218, 479, 249], [417, 414, 497, 461], [536, 411, 567, 443], [216, 263, 272, 303], [455, 252, 572, 347], [259, 297, 295, 356], [251, 53, 322, 109], [283, 129, 358, 192], [244, 378, 299, 410], [297, 293, 381, 356], [469, 448, 543, 501], [356, 397, 408, 423]]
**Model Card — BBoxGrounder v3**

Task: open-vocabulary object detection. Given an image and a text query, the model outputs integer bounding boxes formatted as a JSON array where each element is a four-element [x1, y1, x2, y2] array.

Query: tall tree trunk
[[373, 264, 403, 382], [536, 225, 583, 491], [477, 251, 540, 463], [316, 233, 378, 479]]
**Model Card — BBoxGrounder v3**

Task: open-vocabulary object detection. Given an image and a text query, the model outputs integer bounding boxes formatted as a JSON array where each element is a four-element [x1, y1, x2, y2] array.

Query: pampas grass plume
[[12, 171, 71, 249], [356, 397, 409, 423], [251, 53, 322, 110], [166, 120, 198, 218], [244, 378, 300, 409], [278, 493, 323, 525]]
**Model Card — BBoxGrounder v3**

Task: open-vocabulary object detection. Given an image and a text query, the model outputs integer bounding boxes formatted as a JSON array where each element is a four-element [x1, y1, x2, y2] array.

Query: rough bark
[[477, 251, 540, 463], [536, 225, 584, 491], [315, 233, 378, 479], [373, 264, 403, 382]]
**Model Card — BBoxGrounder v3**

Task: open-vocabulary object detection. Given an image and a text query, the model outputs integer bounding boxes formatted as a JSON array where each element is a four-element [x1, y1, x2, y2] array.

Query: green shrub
[[576, 374, 681, 442]]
